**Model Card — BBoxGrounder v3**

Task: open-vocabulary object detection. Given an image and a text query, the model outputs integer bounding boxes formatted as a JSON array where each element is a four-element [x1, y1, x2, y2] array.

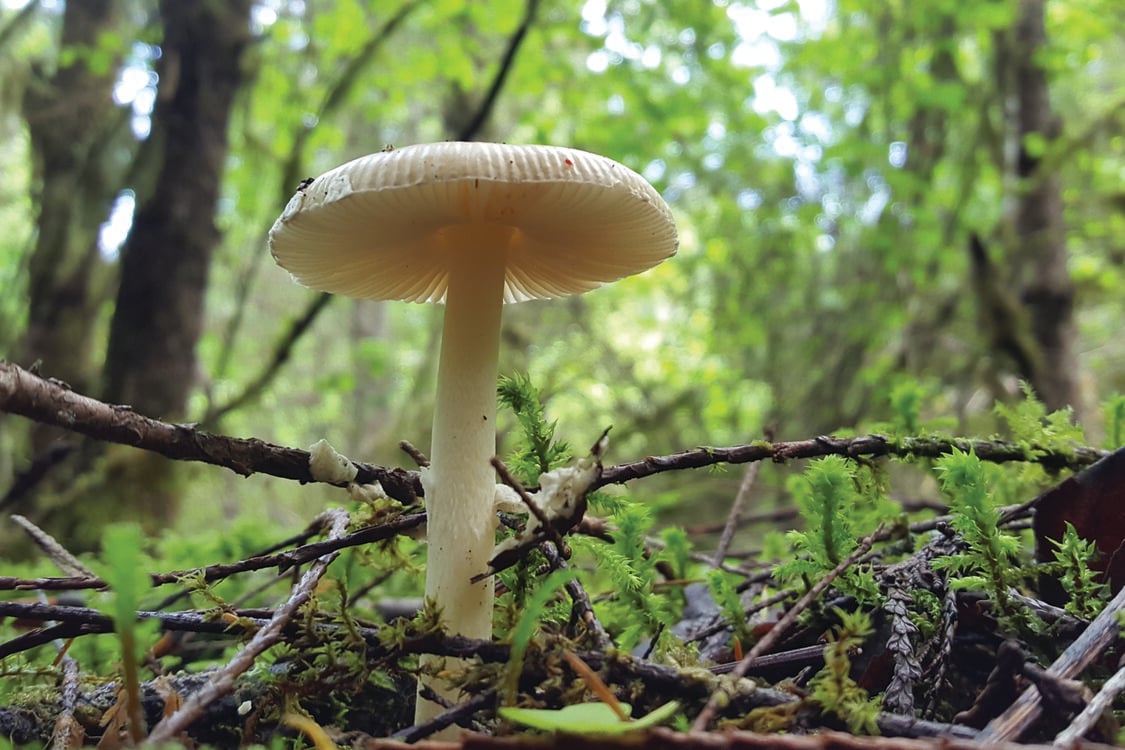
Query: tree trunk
[[98, 0, 252, 529], [19, 0, 128, 449], [1013, 0, 1080, 416], [103, 0, 251, 419]]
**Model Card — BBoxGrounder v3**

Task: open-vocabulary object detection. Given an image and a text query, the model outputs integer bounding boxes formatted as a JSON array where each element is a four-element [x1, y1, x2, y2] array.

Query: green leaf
[[504, 569, 575, 699], [499, 700, 680, 734]]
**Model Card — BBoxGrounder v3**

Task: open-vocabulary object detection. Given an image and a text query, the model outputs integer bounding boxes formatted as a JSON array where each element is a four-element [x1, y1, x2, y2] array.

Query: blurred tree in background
[[0, 0, 1122, 549]]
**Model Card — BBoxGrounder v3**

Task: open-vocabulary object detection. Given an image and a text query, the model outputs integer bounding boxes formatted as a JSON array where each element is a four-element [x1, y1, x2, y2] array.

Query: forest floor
[[2, 363, 1124, 749]]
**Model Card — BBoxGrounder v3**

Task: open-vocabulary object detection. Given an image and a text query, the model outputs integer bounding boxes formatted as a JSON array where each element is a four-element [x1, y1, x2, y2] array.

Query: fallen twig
[[0, 364, 1105, 507], [691, 526, 883, 732], [0, 511, 425, 593], [980, 579, 1125, 741], [146, 509, 351, 743]]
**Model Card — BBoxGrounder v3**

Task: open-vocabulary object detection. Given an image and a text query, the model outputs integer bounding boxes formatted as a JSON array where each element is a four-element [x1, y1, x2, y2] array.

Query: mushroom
[[269, 142, 677, 720]]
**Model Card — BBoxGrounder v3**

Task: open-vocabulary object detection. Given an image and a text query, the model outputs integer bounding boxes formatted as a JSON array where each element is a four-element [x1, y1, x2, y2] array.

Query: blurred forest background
[[0, 0, 1122, 552]]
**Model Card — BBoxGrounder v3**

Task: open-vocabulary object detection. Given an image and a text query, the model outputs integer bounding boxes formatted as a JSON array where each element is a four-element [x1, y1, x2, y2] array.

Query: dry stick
[[52, 656, 82, 750], [400, 439, 431, 467], [1, 363, 1106, 507], [0, 362, 424, 502], [10, 515, 95, 578], [979, 580, 1125, 742], [391, 689, 496, 743], [0, 511, 425, 593], [712, 461, 761, 567], [490, 457, 612, 649], [1053, 659, 1125, 745], [596, 435, 1106, 488], [146, 509, 350, 744], [690, 526, 883, 732]]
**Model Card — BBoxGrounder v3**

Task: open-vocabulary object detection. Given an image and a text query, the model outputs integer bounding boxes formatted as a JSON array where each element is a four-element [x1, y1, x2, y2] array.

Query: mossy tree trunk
[[98, 0, 254, 531], [1011, 0, 1080, 417], [19, 0, 130, 451]]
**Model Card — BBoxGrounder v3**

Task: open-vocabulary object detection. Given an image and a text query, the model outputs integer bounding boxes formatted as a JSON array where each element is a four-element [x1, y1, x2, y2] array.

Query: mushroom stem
[[416, 236, 507, 724]]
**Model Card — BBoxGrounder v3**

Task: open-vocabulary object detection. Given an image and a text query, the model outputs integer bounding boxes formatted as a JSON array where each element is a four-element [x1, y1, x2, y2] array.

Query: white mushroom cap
[[268, 142, 678, 303]]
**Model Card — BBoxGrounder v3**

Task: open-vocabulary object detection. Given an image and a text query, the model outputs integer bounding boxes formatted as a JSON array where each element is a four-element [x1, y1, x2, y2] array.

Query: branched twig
[[712, 461, 761, 566], [487, 457, 611, 648], [0, 511, 425, 593], [691, 526, 883, 732], [2, 363, 1105, 505], [51, 656, 82, 750], [202, 292, 332, 428], [597, 435, 1105, 487], [980, 579, 1125, 741], [454, 0, 541, 142], [10, 515, 94, 578], [0, 362, 423, 502], [147, 509, 351, 742]]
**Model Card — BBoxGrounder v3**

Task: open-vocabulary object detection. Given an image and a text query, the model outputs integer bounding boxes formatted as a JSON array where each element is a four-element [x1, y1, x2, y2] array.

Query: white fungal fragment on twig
[[492, 431, 608, 559], [307, 439, 358, 484], [348, 481, 388, 504]]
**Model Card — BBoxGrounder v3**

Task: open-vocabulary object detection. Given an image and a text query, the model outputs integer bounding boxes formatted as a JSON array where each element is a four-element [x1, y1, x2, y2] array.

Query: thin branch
[[0, 362, 423, 502], [10, 515, 94, 578], [146, 509, 351, 743], [201, 292, 332, 427], [691, 526, 883, 732], [713, 460, 761, 566], [0, 511, 425, 593], [596, 434, 1106, 487], [392, 689, 496, 743], [1053, 658, 1125, 745], [454, 0, 541, 142], [1, 363, 1107, 505], [979, 576, 1125, 742], [0, 442, 75, 513]]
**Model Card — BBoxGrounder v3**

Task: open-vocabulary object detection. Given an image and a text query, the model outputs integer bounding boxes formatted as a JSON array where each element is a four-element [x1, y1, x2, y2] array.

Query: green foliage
[[578, 502, 678, 652], [706, 569, 754, 648], [503, 569, 575, 701], [658, 526, 692, 582], [774, 457, 884, 605], [995, 383, 1087, 452], [807, 609, 880, 735], [1103, 395, 1125, 449], [1048, 522, 1109, 620], [93, 523, 158, 744], [931, 450, 1029, 629], [907, 588, 942, 641], [499, 700, 680, 734], [498, 373, 571, 483]]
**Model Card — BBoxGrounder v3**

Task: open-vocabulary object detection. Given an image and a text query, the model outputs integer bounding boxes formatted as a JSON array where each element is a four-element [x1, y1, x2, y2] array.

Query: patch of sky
[[98, 190, 136, 261], [112, 43, 160, 139], [889, 141, 908, 168]]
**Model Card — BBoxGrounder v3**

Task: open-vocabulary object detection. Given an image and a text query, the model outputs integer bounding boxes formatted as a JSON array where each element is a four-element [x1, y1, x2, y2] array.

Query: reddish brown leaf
[[1034, 446, 1125, 595]]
